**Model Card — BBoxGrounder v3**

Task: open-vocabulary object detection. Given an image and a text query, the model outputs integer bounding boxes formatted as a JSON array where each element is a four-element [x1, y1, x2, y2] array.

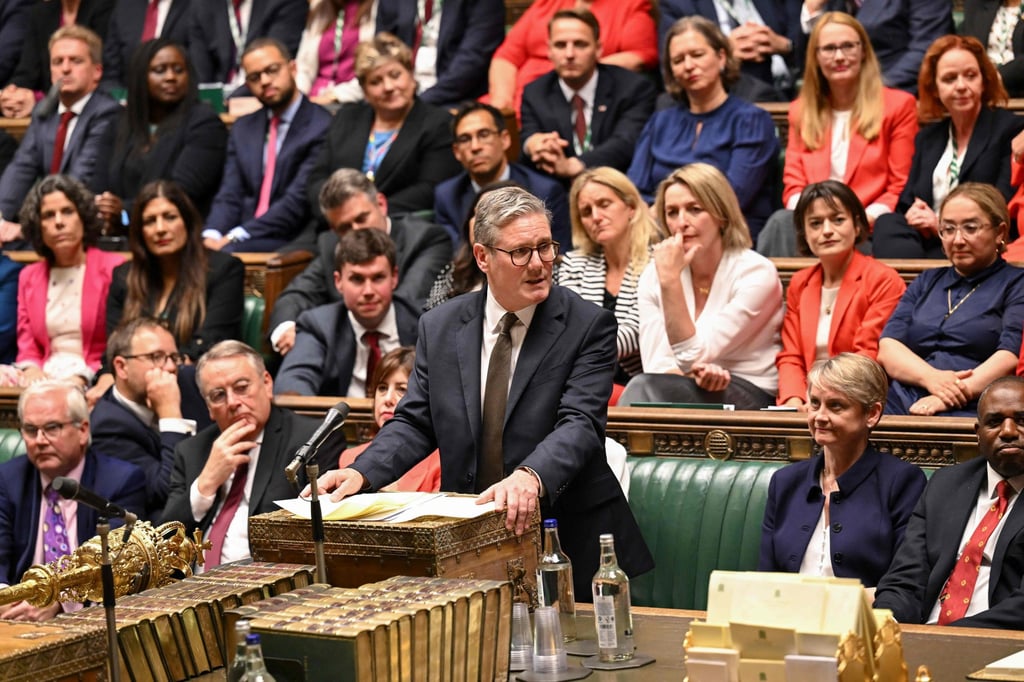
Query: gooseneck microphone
[[52, 477, 138, 525], [284, 401, 350, 482]]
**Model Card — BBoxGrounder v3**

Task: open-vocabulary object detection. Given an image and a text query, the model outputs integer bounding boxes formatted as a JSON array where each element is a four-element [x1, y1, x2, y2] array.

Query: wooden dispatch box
[[0, 620, 108, 681], [249, 503, 540, 601]]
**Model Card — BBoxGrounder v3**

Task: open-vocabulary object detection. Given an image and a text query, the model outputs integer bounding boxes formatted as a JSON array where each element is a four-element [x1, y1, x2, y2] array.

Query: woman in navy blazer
[[760, 353, 926, 588]]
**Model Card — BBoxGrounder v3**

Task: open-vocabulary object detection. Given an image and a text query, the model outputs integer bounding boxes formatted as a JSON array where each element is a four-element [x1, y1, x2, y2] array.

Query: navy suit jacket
[[434, 163, 571, 247], [269, 215, 453, 329], [896, 107, 1024, 214], [0, 90, 122, 219], [375, 0, 504, 105], [0, 255, 22, 365], [89, 365, 209, 518], [875, 457, 1024, 629], [823, 0, 952, 93], [0, 449, 146, 584], [350, 284, 654, 598], [962, 0, 1024, 97], [759, 447, 926, 587], [275, 296, 421, 396], [187, 0, 306, 84], [307, 98, 460, 217], [205, 95, 331, 248], [102, 0, 193, 88], [160, 406, 328, 532], [0, 0, 33, 86], [520, 64, 657, 178]]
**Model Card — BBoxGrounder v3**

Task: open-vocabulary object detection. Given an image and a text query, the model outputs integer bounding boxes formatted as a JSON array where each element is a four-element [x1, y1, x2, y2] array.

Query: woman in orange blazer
[[776, 181, 905, 408], [756, 12, 918, 257]]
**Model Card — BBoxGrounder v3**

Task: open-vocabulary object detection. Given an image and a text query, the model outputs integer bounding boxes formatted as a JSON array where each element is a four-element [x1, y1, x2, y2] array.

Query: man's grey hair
[[18, 380, 89, 426], [195, 340, 266, 395], [318, 168, 378, 214], [473, 186, 551, 246]]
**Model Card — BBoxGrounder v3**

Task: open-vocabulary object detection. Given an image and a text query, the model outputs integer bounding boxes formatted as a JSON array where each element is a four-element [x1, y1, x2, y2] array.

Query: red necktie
[[205, 462, 249, 568], [571, 94, 587, 152], [364, 331, 382, 397], [413, 0, 434, 55], [254, 115, 280, 218], [938, 479, 1015, 624], [140, 0, 159, 41], [50, 111, 75, 174]]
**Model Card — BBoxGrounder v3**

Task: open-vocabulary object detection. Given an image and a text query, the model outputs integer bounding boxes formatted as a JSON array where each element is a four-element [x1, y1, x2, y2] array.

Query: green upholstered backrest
[[626, 456, 785, 611], [0, 428, 25, 463], [242, 295, 266, 352]]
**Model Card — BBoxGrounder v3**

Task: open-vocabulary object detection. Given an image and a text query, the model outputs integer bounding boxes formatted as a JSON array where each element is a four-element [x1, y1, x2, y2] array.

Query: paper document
[[276, 492, 496, 522]]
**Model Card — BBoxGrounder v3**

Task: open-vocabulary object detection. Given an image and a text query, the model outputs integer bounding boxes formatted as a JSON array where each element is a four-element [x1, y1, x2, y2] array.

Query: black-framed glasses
[[937, 221, 992, 239], [454, 129, 501, 146], [817, 41, 861, 58], [21, 421, 76, 440], [121, 350, 184, 367], [488, 241, 560, 266], [244, 61, 286, 85], [205, 379, 255, 406]]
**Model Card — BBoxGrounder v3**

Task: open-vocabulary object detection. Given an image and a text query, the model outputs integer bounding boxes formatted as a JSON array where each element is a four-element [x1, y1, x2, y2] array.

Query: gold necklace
[[946, 284, 981, 320]]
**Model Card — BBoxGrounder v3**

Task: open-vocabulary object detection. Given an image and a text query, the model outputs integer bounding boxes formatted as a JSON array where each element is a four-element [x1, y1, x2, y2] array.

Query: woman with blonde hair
[[557, 167, 662, 382], [756, 12, 918, 256], [621, 163, 783, 408]]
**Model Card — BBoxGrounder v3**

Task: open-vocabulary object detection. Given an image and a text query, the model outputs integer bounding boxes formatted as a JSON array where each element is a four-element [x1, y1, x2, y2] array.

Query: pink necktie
[[205, 462, 249, 568], [255, 115, 280, 217]]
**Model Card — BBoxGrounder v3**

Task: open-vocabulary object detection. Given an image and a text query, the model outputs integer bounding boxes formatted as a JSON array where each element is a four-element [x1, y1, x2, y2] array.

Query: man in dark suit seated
[[519, 8, 657, 185], [161, 340, 335, 569], [275, 229, 419, 397], [0, 380, 146, 620], [0, 25, 121, 245], [874, 376, 1024, 629], [434, 101, 570, 247], [102, 0, 193, 90], [311, 186, 654, 598], [187, 0, 306, 92], [90, 317, 210, 519], [204, 37, 332, 253], [268, 169, 452, 355]]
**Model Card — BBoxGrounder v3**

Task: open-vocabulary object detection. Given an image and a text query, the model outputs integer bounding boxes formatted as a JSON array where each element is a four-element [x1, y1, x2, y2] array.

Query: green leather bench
[[0, 428, 24, 463], [626, 456, 785, 611]]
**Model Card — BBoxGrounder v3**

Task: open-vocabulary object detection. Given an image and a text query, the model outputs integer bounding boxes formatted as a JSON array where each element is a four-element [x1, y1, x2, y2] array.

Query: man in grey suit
[[0, 25, 120, 243], [311, 186, 653, 598], [268, 169, 451, 355]]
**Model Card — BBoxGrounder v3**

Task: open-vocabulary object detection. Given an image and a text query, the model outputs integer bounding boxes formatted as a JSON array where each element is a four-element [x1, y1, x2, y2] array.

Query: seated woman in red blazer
[[775, 181, 905, 409], [14, 175, 124, 387], [756, 12, 918, 257]]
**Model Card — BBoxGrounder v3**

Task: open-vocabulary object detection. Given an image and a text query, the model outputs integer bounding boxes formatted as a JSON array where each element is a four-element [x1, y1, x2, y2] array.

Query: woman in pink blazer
[[15, 175, 124, 386], [756, 12, 918, 257], [776, 181, 905, 408]]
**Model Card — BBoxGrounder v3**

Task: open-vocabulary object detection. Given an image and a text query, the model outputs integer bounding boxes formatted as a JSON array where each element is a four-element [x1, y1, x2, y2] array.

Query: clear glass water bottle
[[242, 633, 277, 682], [226, 619, 251, 682], [536, 518, 577, 641], [591, 533, 635, 662]]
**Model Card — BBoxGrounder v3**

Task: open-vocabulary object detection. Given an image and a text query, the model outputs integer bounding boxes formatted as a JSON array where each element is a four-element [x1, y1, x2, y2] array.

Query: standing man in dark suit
[[268, 169, 452, 355], [101, 0, 193, 89], [161, 340, 331, 569], [187, 0, 306, 91], [435, 101, 570, 247], [276, 229, 419, 397], [0, 25, 121, 244], [520, 9, 657, 185], [375, 0, 505, 107], [312, 186, 654, 598], [204, 37, 331, 253], [0, 380, 146, 620], [90, 317, 208, 519], [874, 377, 1024, 629]]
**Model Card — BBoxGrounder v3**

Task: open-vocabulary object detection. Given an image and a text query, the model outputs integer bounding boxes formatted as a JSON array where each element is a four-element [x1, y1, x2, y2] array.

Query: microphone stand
[[305, 461, 328, 584], [96, 516, 121, 682]]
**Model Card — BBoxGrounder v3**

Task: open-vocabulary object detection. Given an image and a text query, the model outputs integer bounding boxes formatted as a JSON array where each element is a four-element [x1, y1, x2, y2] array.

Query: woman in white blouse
[[621, 163, 783, 409]]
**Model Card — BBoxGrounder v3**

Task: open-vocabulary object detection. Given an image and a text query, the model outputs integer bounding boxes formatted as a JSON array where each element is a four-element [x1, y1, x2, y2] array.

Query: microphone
[[52, 477, 138, 525], [285, 401, 350, 482]]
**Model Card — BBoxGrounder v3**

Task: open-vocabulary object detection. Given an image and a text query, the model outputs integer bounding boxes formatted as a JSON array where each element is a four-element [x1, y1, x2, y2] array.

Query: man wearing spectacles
[[311, 186, 653, 600], [434, 101, 570, 247], [0, 380, 145, 621], [90, 317, 210, 518], [161, 340, 337, 570], [203, 37, 332, 253]]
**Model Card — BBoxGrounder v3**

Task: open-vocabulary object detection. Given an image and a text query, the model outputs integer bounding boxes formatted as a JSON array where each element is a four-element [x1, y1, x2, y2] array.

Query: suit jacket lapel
[[991, 481, 1024, 597], [76, 451, 98, 540], [548, 78, 574, 146], [960, 108, 996, 179], [506, 290, 565, 419], [376, 99, 423, 182], [242, 113, 268, 194], [455, 294, 484, 450], [334, 307, 357, 395], [830, 251, 866, 341], [249, 407, 284, 514], [938, 463, 989, 580], [845, 124, 868, 184]]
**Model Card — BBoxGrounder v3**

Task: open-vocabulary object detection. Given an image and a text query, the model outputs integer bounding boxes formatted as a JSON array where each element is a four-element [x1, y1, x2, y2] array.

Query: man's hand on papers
[[302, 468, 367, 502]]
